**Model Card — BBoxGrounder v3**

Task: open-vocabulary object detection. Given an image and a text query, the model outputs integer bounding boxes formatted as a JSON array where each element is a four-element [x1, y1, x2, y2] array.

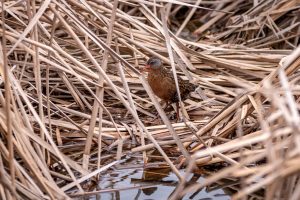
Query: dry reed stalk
[[0, 0, 299, 199]]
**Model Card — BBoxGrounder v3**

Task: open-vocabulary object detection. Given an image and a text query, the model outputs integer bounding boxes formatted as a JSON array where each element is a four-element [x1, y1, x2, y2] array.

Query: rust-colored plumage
[[143, 57, 197, 118]]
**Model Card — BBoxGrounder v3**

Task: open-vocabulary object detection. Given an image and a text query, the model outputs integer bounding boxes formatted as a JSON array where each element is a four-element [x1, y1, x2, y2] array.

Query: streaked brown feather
[[147, 66, 196, 103]]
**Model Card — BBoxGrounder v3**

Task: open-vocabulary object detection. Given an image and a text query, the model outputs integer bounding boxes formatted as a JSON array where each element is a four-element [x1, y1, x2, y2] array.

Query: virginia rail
[[143, 57, 197, 119]]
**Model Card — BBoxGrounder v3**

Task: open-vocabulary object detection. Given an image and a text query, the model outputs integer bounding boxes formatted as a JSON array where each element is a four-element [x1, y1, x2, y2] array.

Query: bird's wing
[[161, 74, 177, 92]]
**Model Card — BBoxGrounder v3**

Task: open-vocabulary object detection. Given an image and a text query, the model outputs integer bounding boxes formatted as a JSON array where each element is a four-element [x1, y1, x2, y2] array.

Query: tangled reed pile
[[0, 0, 300, 199]]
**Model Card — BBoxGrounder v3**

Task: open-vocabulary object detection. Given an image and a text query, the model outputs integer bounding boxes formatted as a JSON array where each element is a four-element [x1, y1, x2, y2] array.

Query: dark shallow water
[[73, 159, 232, 200]]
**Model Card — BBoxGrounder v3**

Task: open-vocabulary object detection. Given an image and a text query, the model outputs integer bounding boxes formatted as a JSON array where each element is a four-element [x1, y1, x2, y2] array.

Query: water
[[73, 160, 232, 200]]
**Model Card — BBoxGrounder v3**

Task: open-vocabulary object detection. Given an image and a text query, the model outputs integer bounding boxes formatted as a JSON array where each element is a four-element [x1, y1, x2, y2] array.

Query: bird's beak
[[142, 64, 151, 72]]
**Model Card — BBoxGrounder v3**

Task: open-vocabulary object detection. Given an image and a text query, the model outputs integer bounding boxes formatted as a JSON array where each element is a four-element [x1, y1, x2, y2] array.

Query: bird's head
[[143, 57, 162, 72]]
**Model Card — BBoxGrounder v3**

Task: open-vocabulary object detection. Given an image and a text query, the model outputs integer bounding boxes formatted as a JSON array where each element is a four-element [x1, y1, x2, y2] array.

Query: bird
[[143, 57, 197, 120]]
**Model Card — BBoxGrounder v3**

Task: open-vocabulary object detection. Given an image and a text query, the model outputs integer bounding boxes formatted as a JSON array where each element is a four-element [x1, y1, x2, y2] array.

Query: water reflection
[[73, 160, 232, 200]]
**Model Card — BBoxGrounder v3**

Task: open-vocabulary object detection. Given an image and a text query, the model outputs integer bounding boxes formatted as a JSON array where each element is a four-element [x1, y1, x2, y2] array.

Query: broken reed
[[0, 0, 299, 199]]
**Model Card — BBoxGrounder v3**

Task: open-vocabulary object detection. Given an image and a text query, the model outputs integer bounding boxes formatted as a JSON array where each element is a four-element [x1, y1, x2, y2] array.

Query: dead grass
[[0, 0, 300, 199]]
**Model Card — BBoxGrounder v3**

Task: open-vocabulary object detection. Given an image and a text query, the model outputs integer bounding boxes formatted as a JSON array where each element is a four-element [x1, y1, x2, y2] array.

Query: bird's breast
[[147, 72, 175, 102]]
